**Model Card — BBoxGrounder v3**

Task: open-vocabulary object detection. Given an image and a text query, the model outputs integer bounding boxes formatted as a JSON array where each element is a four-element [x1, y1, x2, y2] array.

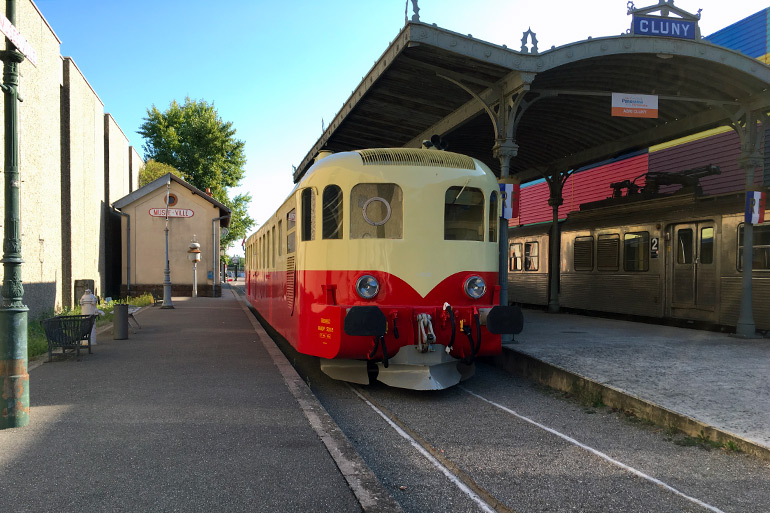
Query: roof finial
[[521, 28, 538, 54]]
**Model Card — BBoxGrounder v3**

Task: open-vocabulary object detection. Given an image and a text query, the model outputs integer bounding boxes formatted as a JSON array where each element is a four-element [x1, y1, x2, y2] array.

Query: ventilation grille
[[357, 149, 476, 170], [285, 256, 296, 312]]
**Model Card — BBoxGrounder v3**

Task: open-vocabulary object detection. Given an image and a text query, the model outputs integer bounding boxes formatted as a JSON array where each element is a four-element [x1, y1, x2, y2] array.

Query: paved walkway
[[0, 289, 400, 512], [504, 309, 770, 457]]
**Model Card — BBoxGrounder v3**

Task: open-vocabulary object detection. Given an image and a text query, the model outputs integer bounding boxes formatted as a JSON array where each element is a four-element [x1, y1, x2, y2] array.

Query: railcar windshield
[[445, 186, 484, 241], [350, 183, 403, 239]]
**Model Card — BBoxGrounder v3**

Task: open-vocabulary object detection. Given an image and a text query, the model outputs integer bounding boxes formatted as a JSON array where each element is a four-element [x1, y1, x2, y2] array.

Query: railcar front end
[[245, 148, 522, 390]]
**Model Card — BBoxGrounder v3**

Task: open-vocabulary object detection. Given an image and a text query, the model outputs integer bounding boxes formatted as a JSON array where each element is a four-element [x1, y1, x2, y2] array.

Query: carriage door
[[671, 222, 717, 313]]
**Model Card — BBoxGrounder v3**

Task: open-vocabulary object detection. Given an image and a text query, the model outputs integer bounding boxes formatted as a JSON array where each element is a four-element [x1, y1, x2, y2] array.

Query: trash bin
[[113, 304, 128, 340]]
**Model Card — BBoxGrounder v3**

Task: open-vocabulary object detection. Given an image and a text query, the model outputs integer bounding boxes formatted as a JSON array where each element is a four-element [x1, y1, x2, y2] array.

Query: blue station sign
[[632, 15, 696, 39]]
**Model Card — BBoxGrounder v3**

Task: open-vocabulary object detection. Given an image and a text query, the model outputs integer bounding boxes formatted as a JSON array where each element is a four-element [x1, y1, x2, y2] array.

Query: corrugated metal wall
[[705, 8, 768, 61], [515, 7, 770, 227]]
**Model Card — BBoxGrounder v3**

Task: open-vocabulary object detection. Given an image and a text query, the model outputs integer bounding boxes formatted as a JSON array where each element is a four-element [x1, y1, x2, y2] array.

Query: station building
[[0, 0, 142, 317], [112, 173, 231, 298]]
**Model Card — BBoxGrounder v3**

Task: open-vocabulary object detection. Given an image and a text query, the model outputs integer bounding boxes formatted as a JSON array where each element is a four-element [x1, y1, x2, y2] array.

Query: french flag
[[745, 191, 766, 224]]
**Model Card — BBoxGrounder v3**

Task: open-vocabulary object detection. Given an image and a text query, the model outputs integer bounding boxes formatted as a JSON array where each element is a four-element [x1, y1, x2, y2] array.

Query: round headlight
[[356, 275, 380, 299], [464, 276, 486, 299]]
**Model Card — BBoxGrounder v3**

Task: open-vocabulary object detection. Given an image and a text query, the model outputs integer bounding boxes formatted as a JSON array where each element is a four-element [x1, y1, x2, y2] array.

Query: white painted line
[[349, 385, 497, 513], [461, 387, 726, 513]]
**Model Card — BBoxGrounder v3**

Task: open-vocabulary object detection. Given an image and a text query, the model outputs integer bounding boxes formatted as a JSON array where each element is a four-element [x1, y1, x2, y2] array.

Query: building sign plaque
[[149, 208, 194, 218], [632, 15, 696, 39]]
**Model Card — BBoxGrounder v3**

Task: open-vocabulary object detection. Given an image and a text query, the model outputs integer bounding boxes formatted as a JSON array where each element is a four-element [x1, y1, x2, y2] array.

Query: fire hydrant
[[80, 289, 98, 346]]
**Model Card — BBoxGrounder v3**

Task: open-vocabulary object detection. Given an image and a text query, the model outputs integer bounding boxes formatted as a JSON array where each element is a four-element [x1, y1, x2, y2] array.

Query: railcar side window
[[323, 185, 343, 239], [574, 237, 594, 271], [597, 234, 619, 271], [445, 186, 484, 241], [350, 183, 403, 239], [287, 209, 296, 253], [700, 227, 714, 264], [677, 229, 693, 264], [509, 243, 522, 271], [738, 223, 770, 271], [524, 242, 539, 271], [278, 221, 283, 257], [301, 189, 315, 242], [488, 192, 498, 242], [624, 231, 649, 272], [272, 227, 276, 267]]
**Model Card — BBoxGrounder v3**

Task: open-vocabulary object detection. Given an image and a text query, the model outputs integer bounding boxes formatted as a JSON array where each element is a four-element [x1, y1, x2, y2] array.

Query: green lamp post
[[0, 0, 29, 429]]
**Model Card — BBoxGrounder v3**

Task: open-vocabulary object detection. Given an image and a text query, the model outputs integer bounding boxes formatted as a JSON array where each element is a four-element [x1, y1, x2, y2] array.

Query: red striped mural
[[513, 153, 649, 226]]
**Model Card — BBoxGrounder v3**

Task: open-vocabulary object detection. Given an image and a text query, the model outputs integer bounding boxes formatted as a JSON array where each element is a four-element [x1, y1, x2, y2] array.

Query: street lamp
[[187, 238, 201, 298]]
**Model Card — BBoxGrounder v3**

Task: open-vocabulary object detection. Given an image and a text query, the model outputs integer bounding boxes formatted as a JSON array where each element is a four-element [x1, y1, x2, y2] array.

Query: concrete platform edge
[[232, 290, 404, 513], [495, 346, 770, 462]]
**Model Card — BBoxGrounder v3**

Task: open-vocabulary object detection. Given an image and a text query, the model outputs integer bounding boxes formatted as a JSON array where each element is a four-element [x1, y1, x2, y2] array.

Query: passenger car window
[[700, 227, 714, 264], [445, 186, 484, 241], [509, 243, 522, 271], [738, 223, 770, 271], [524, 242, 539, 271], [350, 183, 403, 239], [624, 232, 649, 272], [287, 209, 296, 253], [677, 229, 693, 264], [574, 236, 594, 271], [597, 234, 619, 271]]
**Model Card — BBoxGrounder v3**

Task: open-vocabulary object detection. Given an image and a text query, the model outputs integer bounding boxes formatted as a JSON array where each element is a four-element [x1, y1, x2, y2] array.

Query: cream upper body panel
[[291, 149, 501, 297]]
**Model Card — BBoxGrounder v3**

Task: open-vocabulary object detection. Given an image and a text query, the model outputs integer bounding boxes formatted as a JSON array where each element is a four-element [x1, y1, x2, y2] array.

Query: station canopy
[[294, 12, 770, 185]]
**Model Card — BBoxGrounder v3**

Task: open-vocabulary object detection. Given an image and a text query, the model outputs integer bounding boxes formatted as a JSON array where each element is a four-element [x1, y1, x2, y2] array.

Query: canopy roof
[[295, 20, 770, 184]]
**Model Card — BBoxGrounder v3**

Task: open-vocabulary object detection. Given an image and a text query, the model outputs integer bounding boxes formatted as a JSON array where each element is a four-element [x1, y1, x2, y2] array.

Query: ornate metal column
[[543, 169, 572, 313], [733, 109, 764, 338], [0, 0, 29, 429]]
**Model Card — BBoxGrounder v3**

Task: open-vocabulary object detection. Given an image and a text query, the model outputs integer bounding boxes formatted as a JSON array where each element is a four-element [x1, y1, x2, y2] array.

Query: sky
[[32, 0, 770, 255]]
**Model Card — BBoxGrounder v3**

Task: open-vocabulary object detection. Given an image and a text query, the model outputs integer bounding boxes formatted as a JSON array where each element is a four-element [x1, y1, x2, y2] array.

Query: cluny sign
[[632, 15, 696, 39]]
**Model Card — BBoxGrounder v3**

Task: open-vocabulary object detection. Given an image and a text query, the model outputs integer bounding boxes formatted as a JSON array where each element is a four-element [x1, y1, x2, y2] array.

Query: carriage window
[[574, 236, 594, 271], [524, 242, 539, 271], [278, 221, 283, 256], [323, 185, 343, 239], [488, 191, 498, 242], [350, 183, 403, 239], [301, 189, 315, 242], [445, 186, 484, 241], [700, 227, 714, 264], [597, 234, 619, 271], [272, 227, 276, 268], [287, 208, 296, 231], [509, 243, 522, 271], [738, 223, 770, 271], [287, 209, 296, 253], [677, 229, 693, 264], [624, 231, 649, 272]]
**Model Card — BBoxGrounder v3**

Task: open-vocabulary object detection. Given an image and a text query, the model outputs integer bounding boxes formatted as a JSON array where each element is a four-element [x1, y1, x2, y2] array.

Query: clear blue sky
[[33, 0, 770, 255]]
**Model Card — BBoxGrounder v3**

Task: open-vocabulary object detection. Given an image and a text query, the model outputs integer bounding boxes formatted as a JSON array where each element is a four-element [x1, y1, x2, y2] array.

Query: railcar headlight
[[464, 276, 486, 299], [356, 275, 380, 299]]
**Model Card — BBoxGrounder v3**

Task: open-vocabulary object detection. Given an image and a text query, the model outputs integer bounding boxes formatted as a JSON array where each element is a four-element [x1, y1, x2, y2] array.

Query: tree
[[138, 97, 254, 248], [138, 159, 181, 187]]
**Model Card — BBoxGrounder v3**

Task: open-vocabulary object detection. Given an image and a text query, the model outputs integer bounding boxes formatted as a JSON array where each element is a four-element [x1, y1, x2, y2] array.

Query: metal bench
[[41, 314, 97, 362]]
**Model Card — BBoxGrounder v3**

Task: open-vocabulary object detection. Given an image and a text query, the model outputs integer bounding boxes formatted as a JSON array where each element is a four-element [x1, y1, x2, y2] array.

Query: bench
[[41, 314, 97, 362]]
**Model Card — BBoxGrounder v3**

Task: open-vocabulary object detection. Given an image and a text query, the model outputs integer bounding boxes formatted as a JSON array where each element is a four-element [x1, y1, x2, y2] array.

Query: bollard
[[113, 304, 128, 340]]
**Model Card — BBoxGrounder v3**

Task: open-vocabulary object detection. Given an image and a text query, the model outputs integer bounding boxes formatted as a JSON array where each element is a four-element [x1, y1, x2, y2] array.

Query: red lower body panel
[[245, 269, 502, 361]]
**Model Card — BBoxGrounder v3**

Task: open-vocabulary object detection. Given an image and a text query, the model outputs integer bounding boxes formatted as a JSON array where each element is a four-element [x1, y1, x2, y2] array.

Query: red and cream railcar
[[244, 148, 521, 390]]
